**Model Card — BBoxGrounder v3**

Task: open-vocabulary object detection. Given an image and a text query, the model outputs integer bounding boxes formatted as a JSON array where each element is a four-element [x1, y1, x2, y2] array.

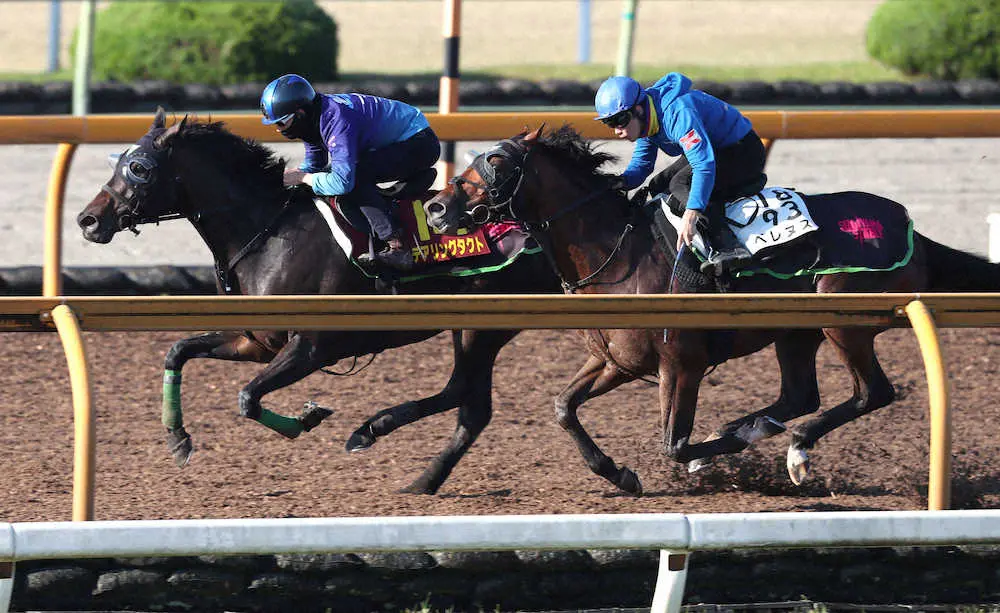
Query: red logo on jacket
[[679, 129, 702, 151]]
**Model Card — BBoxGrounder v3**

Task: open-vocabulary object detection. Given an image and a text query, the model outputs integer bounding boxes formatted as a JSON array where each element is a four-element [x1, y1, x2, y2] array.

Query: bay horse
[[76, 108, 559, 494], [423, 125, 1000, 495]]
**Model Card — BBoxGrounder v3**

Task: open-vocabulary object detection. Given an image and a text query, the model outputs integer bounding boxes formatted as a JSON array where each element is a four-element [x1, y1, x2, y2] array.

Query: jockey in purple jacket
[[595, 72, 767, 276], [261, 74, 441, 272]]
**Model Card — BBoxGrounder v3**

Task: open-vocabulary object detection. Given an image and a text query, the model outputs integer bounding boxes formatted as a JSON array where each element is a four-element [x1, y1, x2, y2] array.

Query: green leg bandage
[[257, 409, 305, 439], [161, 370, 183, 430]]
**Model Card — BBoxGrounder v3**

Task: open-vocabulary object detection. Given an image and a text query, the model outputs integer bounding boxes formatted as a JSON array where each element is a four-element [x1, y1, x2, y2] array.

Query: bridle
[[453, 138, 633, 293], [101, 136, 185, 234], [447, 139, 529, 225], [101, 129, 294, 294]]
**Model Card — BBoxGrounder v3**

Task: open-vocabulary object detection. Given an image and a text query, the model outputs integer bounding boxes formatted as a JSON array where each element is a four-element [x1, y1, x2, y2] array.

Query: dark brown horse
[[423, 125, 1000, 495], [76, 108, 559, 494]]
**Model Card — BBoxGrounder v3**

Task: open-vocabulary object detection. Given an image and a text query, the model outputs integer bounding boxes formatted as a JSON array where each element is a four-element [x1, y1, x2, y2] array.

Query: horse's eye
[[129, 161, 150, 181]]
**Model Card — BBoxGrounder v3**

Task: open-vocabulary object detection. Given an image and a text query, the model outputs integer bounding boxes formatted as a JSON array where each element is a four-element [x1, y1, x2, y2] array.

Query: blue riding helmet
[[594, 76, 644, 120], [260, 74, 317, 125]]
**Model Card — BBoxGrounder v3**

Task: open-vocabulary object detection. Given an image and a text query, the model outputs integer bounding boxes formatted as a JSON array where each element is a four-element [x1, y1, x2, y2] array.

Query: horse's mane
[[530, 124, 618, 178], [175, 119, 289, 203]]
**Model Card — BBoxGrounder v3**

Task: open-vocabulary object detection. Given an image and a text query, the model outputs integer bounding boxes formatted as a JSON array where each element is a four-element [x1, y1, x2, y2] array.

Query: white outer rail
[[3, 510, 1000, 612]]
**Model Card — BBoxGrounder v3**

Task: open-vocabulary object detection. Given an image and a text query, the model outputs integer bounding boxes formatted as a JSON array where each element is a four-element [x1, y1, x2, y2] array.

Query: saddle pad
[[652, 192, 914, 284], [314, 197, 540, 282], [724, 187, 819, 256], [735, 191, 915, 279]]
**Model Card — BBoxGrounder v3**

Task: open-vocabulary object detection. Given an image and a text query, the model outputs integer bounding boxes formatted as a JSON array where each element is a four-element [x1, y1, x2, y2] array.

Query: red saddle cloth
[[324, 194, 531, 279]]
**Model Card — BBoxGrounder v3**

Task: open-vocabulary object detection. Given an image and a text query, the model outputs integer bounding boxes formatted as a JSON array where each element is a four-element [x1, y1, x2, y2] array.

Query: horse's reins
[[470, 140, 634, 293], [464, 138, 656, 385], [209, 200, 295, 294]]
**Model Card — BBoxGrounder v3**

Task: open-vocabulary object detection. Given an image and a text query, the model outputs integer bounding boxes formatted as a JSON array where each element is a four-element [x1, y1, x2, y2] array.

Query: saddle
[[316, 170, 540, 285]]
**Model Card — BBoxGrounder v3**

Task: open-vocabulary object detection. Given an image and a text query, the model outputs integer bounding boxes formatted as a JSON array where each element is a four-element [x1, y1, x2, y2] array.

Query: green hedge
[[866, 0, 1000, 80], [78, 1, 337, 85]]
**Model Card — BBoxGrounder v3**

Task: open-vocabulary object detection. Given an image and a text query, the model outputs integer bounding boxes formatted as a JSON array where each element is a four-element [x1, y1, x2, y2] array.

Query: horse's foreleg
[[555, 355, 640, 495], [399, 330, 518, 495], [663, 363, 764, 464], [688, 330, 824, 472], [787, 329, 894, 485], [162, 331, 274, 467], [237, 334, 334, 439], [346, 330, 472, 453]]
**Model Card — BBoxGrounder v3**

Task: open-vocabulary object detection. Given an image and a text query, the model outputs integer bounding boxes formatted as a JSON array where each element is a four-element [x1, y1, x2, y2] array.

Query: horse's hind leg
[[688, 330, 824, 472], [346, 330, 492, 452], [787, 328, 894, 484], [162, 331, 275, 467], [397, 330, 519, 495], [554, 355, 640, 495]]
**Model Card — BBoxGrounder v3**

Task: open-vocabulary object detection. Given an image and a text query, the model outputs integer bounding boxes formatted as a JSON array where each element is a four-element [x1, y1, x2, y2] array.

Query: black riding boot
[[699, 221, 753, 277], [358, 234, 414, 272]]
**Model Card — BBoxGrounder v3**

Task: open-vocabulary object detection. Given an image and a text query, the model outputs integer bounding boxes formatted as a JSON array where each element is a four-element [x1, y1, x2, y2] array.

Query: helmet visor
[[600, 110, 633, 129]]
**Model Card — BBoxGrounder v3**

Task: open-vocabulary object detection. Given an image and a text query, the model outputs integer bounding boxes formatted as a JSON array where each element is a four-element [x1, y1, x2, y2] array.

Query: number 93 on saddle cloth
[[661, 187, 818, 261]]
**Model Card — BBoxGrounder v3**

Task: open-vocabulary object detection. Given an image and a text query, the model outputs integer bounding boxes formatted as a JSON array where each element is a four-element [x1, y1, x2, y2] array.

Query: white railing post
[[0, 565, 11, 613], [650, 551, 688, 613]]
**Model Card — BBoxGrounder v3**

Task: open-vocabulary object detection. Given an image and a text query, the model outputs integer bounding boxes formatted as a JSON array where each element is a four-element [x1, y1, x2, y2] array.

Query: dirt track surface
[[1, 318, 999, 523]]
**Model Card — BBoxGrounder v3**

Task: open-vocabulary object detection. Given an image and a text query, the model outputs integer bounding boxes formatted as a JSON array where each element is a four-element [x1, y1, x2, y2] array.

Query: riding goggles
[[273, 114, 295, 129], [600, 110, 633, 129]]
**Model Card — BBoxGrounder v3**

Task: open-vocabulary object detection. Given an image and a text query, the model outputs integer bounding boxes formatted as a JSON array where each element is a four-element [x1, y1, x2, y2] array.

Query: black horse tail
[[918, 232, 1000, 291]]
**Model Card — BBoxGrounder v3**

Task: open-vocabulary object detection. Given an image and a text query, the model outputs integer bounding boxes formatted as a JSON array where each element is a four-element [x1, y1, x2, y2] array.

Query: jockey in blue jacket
[[261, 74, 441, 272], [595, 73, 767, 276]]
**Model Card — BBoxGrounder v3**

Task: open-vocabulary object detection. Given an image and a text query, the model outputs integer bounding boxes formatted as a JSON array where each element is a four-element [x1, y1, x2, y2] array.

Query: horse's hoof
[[787, 446, 810, 485], [166, 427, 193, 468], [688, 457, 712, 473], [616, 467, 643, 496], [345, 427, 376, 453], [298, 401, 334, 433]]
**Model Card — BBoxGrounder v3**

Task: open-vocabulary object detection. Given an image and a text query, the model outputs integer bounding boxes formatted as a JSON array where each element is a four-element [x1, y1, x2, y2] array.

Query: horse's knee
[[238, 389, 261, 420]]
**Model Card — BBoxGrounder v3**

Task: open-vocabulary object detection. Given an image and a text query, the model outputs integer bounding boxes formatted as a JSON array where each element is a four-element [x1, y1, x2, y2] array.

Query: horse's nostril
[[79, 215, 97, 229], [427, 202, 444, 216]]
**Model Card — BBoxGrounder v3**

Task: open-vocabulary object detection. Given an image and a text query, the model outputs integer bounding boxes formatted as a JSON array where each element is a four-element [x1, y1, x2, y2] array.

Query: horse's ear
[[152, 106, 166, 130], [523, 123, 545, 145], [153, 114, 188, 150]]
